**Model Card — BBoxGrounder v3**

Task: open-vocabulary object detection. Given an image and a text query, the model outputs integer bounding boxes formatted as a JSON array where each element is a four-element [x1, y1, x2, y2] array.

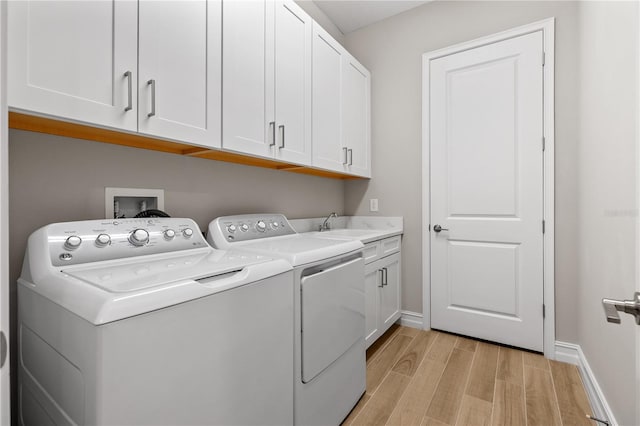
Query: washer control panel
[[46, 218, 208, 266], [213, 214, 296, 244]]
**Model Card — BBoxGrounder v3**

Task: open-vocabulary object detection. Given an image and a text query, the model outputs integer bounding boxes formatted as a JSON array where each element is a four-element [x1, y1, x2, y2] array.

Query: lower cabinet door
[[364, 262, 381, 348], [379, 253, 401, 329]]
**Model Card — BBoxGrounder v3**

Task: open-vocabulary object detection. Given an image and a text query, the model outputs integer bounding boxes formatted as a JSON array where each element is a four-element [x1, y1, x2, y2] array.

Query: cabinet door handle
[[269, 122, 276, 146], [348, 148, 353, 166], [124, 71, 133, 112], [279, 125, 285, 149], [378, 269, 384, 288], [382, 267, 388, 286], [343, 147, 348, 165], [147, 79, 156, 118]]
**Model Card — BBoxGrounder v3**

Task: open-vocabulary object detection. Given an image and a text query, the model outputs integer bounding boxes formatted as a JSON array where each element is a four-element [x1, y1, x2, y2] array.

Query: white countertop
[[290, 216, 403, 244]]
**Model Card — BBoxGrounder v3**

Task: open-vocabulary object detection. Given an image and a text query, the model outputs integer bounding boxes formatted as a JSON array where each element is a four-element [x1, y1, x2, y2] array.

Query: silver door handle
[[343, 147, 348, 165], [433, 224, 449, 233], [348, 148, 353, 166], [602, 292, 640, 325], [147, 79, 156, 117], [124, 71, 133, 112], [382, 267, 388, 286], [269, 122, 276, 146], [279, 125, 285, 149]]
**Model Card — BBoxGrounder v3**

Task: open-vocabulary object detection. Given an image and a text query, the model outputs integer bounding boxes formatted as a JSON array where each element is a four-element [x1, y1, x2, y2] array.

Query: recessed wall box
[[105, 187, 165, 219]]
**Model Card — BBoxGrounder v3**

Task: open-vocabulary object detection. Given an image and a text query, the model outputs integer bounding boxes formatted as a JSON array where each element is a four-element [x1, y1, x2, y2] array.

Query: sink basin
[[315, 229, 376, 237]]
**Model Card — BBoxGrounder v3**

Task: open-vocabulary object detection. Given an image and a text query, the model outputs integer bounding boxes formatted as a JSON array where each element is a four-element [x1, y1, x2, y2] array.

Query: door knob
[[433, 224, 449, 233], [602, 292, 640, 325]]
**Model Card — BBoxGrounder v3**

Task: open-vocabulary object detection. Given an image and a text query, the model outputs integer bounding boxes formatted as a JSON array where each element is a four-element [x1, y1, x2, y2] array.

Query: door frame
[[421, 18, 556, 358], [0, 0, 9, 422]]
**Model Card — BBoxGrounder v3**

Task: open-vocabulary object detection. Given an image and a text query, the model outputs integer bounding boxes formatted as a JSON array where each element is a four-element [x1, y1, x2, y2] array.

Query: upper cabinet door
[[8, 1, 137, 131], [343, 55, 371, 177], [138, 0, 221, 148], [311, 23, 345, 173], [222, 0, 274, 158], [273, 1, 312, 165]]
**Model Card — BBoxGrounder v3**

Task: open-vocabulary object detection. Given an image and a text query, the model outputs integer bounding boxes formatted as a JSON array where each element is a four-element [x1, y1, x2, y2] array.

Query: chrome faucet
[[319, 212, 337, 232]]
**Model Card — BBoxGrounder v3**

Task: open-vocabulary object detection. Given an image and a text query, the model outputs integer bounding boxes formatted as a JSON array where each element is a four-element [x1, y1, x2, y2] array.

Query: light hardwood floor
[[343, 325, 593, 426]]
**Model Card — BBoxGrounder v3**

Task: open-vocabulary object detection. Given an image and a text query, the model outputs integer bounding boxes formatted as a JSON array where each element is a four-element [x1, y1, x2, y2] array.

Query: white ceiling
[[312, 0, 431, 34]]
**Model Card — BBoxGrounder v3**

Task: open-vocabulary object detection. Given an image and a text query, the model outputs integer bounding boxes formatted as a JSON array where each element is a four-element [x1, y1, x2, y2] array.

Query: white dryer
[[18, 218, 294, 426], [208, 214, 366, 426]]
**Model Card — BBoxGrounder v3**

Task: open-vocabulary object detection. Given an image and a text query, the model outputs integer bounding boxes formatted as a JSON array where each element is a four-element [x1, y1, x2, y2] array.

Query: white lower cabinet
[[364, 238, 402, 348]]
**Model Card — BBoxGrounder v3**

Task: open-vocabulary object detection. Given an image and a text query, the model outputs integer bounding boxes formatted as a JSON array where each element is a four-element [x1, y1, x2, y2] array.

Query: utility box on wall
[[105, 187, 165, 219]]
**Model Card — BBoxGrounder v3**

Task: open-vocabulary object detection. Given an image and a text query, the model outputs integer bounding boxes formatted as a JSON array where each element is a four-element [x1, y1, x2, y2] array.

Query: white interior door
[[430, 31, 544, 351]]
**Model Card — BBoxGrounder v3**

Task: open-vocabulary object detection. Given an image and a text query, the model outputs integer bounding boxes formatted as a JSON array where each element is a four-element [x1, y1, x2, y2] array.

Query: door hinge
[[542, 136, 546, 151], [543, 304, 546, 318], [542, 51, 546, 66], [542, 220, 546, 234]]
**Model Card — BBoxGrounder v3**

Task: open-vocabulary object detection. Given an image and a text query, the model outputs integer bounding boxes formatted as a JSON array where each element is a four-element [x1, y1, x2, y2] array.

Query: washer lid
[[63, 249, 271, 293], [21, 247, 292, 325], [235, 235, 363, 266]]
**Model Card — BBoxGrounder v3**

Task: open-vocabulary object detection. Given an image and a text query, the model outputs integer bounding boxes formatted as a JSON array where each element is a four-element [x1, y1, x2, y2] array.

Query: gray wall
[[8, 129, 345, 287], [342, 1, 580, 343], [577, 2, 638, 424]]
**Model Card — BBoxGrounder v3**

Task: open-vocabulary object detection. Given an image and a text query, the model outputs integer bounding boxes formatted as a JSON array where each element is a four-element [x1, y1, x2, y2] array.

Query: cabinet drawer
[[362, 242, 379, 264], [380, 236, 401, 257]]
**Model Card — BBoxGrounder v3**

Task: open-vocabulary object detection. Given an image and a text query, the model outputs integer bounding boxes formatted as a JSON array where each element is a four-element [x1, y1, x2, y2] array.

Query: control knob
[[183, 228, 194, 238], [95, 233, 111, 247], [256, 221, 267, 232], [129, 229, 149, 247], [240, 224, 249, 232], [227, 225, 237, 234], [271, 222, 279, 229], [164, 229, 176, 240], [64, 236, 82, 250]]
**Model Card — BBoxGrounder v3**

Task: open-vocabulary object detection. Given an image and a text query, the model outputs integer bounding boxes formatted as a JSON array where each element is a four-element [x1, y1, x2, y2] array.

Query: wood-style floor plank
[[367, 324, 401, 362], [425, 348, 474, 425], [522, 351, 549, 371], [421, 416, 450, 426], [343, 394, 371, 426], [496, 347, 524, 386], [386, 358, 446, 426], [549, 360, 593, 425], [465, 341, 499, 402], [351, 327, 592, 426], [366, 334, 414, 394], [398, 326, 420, 338], [352, 372, 411, 426], [425, 332, 457, 364], [392, 330, 436, 377], [524, 365, 562, 426], [456, 395, 492, 426], [492, 380, 526, 426], [455, 336, 478, 353]]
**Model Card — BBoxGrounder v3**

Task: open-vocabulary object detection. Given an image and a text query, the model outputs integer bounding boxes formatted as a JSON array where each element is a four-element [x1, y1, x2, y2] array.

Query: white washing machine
[[18, 218, 294, 426], [208, 214, 366, 426]]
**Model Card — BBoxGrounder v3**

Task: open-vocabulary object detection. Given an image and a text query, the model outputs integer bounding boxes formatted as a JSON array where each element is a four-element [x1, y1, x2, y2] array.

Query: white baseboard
[[555, 341, 617, 425], [398, 310, 423, 329]]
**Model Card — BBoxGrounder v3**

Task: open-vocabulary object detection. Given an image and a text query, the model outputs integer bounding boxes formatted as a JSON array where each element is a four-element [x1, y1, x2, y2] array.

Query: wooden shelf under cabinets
[[8, 112, 361, 180]]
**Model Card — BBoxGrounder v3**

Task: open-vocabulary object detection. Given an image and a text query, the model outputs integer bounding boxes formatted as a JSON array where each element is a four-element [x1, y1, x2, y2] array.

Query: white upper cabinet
[[8, 1, 138, 131], [222, 0, 273, 157], [138, 1, 221, 148], [342, 55, 371, 177], [311, 23, 345, 172], [223, 0, 311, 165], [273, 1, 312, 165]]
